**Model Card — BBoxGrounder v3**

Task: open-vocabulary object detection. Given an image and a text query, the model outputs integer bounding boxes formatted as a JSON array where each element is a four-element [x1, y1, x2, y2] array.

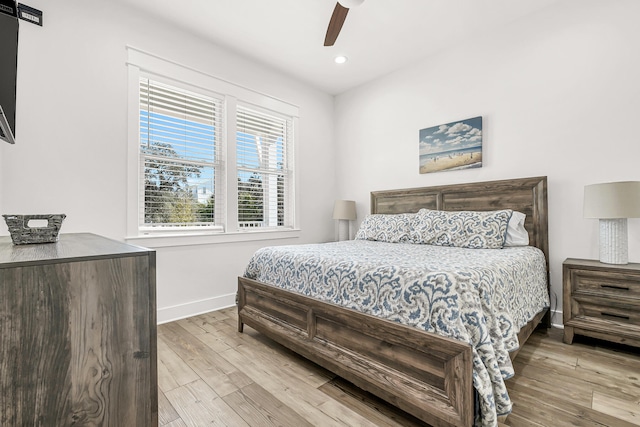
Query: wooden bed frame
[[237, 176, 549, 427]]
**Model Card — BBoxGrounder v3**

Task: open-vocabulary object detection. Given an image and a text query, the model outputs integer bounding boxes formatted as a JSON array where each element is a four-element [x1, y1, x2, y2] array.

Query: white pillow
[[504, 211, 529, 247]]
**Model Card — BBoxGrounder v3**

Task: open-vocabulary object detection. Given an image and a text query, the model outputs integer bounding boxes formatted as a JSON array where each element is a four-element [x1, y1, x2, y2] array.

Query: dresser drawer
[[572, 294, 640, 327], [571, 268, 640, 299]]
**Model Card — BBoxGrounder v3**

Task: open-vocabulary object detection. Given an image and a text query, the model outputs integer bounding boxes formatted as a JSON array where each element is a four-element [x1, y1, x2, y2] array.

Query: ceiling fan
[[324, 0, 365, 47]]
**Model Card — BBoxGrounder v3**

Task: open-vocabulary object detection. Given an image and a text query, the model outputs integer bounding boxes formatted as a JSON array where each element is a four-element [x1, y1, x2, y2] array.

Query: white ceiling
[[113, 0, 559, 95]]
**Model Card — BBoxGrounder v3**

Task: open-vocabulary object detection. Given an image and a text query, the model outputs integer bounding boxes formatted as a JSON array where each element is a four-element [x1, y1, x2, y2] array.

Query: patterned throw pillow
[[410, 209, 513, 249], [354, 213, 415, 243]]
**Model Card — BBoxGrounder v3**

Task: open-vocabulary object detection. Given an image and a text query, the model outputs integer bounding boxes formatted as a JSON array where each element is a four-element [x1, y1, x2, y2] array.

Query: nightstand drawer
[[573, 295, 640, 326], [571, 269, 640, 299]]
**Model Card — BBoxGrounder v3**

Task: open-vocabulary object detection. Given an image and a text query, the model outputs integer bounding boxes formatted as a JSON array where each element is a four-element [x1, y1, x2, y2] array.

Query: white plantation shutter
[[139, 77, 224, 231], [236, 105, 294, 229]]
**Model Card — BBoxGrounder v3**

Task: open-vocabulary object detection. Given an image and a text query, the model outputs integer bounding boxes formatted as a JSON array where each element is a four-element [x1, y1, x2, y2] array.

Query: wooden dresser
[[563, 258, 640, 348], [0, 233, 158, 426]]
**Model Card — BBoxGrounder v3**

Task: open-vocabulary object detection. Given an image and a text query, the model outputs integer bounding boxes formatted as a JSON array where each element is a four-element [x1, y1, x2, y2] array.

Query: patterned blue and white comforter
[[244, 240, 549, 427]]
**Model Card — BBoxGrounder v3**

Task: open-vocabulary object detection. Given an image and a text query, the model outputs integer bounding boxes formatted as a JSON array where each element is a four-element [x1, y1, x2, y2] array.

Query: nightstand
[[563, 258, 640, 348]]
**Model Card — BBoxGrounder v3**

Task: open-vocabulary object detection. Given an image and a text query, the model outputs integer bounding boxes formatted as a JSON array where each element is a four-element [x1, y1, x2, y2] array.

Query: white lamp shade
[[338, 0, 365, 8], [584, 181, 640, 219], [333, 200, 356, 220]]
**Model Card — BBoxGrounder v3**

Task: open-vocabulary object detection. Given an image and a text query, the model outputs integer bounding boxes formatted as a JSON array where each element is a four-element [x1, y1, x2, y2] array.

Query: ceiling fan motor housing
[[338, 0, 364, 9]]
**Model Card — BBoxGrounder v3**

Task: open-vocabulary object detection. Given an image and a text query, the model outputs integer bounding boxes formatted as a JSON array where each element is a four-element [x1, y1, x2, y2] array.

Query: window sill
[[125, 228, 301, 249]]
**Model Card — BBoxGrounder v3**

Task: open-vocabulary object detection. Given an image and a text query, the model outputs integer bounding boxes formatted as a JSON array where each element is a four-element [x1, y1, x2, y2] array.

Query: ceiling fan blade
[[324, 2, 349, 47]]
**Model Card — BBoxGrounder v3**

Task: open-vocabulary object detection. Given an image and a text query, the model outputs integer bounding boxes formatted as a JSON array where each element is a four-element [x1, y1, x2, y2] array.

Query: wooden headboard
[[371, 176, 549, 267]]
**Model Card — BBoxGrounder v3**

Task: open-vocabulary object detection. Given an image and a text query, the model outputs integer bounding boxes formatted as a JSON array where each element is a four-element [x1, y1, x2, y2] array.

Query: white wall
[[3, 0, 639, 325], [0, 0, 336, 322], [334, 0, 640, 325]]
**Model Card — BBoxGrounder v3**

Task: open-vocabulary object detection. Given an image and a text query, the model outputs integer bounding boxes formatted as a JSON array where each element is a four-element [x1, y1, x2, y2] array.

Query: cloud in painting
[[446, 122, 472, 136], [419, 116, 482, 156], [434, 125, 449, 134]]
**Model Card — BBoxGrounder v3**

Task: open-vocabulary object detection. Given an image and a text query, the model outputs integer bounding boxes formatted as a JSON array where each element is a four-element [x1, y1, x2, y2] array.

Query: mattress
[[244, 240, 549, 427]]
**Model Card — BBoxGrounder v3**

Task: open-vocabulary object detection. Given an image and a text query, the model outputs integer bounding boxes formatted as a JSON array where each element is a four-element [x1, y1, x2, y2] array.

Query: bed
[[237, 176, 550, 427]]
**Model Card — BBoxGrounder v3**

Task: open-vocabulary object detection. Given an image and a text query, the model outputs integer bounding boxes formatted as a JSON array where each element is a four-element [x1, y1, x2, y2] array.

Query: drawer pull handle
[[601, 312, 630, 320], [600, 284, 629, 291]]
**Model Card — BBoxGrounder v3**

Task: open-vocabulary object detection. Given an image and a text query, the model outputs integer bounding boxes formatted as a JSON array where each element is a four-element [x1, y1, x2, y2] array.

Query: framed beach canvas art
[[419, 116, 482, 174]]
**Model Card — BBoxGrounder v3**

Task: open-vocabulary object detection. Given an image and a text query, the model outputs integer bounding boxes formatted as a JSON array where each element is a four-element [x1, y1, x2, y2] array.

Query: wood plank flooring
[[158, 308, 640, 426]]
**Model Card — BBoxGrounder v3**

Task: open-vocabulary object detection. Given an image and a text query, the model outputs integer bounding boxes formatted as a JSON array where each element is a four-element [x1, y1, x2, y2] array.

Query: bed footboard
[[237, 277, 474, 427]]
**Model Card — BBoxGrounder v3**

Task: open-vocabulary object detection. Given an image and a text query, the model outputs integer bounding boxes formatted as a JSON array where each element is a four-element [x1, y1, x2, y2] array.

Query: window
[[236, 105, 293, 229], [126, 47, 298, 243], [139, 78, 224, 232]]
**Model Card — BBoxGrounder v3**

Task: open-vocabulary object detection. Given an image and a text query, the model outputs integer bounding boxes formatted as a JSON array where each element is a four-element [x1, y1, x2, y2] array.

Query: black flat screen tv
[[0, 0, 19, 144]]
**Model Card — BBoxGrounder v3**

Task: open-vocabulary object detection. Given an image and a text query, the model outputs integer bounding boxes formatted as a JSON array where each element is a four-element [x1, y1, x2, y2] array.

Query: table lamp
[[584, 181, 640, 264], [333, 200, 356, 241]]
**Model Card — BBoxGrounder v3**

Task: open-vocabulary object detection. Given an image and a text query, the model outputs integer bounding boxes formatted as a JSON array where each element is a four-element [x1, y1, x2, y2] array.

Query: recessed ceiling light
[[334, 55, 348, 64]]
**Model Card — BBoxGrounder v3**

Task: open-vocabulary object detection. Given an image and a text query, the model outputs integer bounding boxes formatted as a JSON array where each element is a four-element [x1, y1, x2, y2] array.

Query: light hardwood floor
[[158, 308, 640, 427]]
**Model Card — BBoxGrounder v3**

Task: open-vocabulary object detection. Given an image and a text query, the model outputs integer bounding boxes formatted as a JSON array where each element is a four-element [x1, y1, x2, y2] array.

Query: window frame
[[125, 47, 300, 247]]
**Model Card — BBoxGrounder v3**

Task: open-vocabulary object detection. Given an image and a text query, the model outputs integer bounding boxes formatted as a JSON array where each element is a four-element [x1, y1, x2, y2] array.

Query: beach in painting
[[419, 146, 482, 174]]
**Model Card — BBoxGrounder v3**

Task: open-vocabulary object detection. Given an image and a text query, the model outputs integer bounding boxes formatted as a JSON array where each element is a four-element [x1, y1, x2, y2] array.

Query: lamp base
[[337, 219, 350, 241], [599, 218, 628, 264]]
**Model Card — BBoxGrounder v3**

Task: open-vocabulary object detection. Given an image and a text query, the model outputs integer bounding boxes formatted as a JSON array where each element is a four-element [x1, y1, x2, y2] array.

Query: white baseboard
[[550, 308, 564, 329], [157, 293, 236, 324]]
